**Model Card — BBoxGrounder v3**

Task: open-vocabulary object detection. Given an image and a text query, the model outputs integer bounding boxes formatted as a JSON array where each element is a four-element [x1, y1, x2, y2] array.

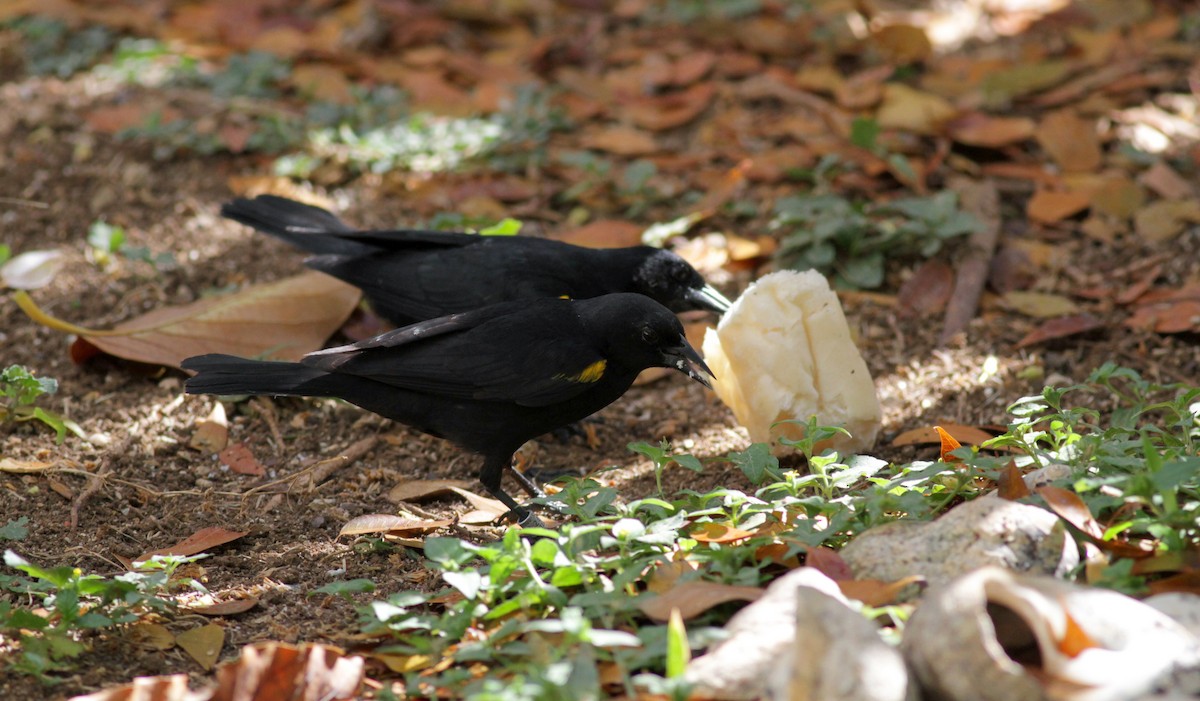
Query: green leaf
[[729, 443, 779, 484], [86, 220, 126, 253], [478, 218, 522, 236], [850, 117, 879, 150], [1, 365, 57, 407], [665, 608, 690, 679], [0, 517, 29, 541], [312, 578, 376, 599], [0, 244, 10, 265], [672, 454, 704, 473], [442, 570, 484, 600]]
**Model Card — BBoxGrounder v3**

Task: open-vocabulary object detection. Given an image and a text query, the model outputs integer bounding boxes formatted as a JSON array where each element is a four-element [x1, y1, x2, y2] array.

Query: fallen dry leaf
[[1138, 161, 1194, 200], [1133, 199, 1200, 242], [638, 580, 763, 621], [554, 219, 644, 248], [15, 271, 362, 369], [997, 461, 1033, 501], [218, 443, 264, 476], [891, 423, 997, 448], [837, 575, 925, 607], [1015, 314, 1105, 348], [936, 425, 963, 462], [190, 401, 229, 453], [1036, 110, 1102, 172], [175, 624, 224, 671], [134, 526, 249, 566], [898, 259, 955, 317], [876, 83, 957, 135], [0, 458, 56, 473], [1087, 176, 1145, 220], [387, 479, 475, 503], [1037, 485, 1154, 558], [1124, 299, 1200, 333], [1002, 291, 1080, 318], [188, 598, 258, 616], [213, 643, 363, 700], [945, 113, 1036, 148], [691, 522, 755, 544], [338, 514, 452, 537], [623, 82, 716, 131], [1027, 189, 1091, 224], [85, 103, 182, 134], [126, 622, 176, 651], [871, 24, 931, 64], [1, 249, 66, 290], [804, 547, 854, 581], [579, 125, 658, 156]]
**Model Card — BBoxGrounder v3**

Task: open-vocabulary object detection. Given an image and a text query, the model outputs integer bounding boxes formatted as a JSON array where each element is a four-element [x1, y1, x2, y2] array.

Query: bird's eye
[[641, 327, 659, 344]]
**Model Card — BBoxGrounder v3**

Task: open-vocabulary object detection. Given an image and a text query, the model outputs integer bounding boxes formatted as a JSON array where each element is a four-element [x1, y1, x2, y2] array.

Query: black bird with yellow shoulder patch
[[221, 195, 732, 326], [182, 293, 714, 526]]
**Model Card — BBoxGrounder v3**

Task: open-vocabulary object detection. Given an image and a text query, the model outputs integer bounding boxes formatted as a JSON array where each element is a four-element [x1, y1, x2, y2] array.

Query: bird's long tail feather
[[182, 354, 334, 397], [220, 195, 369, 256]]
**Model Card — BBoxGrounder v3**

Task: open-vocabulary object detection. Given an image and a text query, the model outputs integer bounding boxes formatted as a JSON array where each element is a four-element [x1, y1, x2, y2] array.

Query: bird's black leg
[[479, 454, 546, 528], [507, 463, 546, 499]]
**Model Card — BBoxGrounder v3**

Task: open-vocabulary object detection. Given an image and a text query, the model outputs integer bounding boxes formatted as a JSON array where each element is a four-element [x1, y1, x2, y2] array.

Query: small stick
[[939, 178, 1001, 346]]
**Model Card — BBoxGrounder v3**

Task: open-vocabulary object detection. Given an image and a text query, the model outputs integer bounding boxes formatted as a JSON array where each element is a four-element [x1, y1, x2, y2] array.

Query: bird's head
[[633, 249, 732, 315], [584, 294, 714, 389]]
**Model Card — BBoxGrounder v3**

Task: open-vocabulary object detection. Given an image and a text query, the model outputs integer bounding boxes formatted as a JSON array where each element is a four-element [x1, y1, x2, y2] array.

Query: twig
[[250, 397, 285, 456], [939, 178, 1001, 346], [0, 196, 49, 208], [70, 432, 136, 529], [297, 435, 379, 492]]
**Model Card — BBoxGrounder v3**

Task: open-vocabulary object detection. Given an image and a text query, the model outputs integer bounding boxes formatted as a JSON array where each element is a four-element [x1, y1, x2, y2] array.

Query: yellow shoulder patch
[[559, 359, 606, 384]]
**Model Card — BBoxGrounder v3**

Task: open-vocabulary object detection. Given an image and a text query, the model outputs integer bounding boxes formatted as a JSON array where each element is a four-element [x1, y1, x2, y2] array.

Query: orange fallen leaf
[[219, 442, 264, 476], [946, 113, 1036, 148], [15, 271, 361, 369], [638, 580, 763, 621], [624, 82, 716, 131], [1124, 299, 1200, 333], [85, 103, 182, 134], [188, 598, 258, 616], [554, 220, 644, 248], [936, 425, 963, 462], [837, 575, 925, 607], [176, 624, 225, 670], [691, 522, 755, 544], [338, 514, 453, 537], [134, 526, 249, 566], [213, 643, 363, 699], [1027, 190, 1091, 224], [1015, 314, 1105, 348], [1036, 110, 1102, 173], [579, 125, 658, 156]]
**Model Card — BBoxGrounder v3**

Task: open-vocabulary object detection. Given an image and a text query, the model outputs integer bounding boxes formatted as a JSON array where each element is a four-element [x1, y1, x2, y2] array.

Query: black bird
[[182, 293, 714, 526], [221, 195, 732, 326]]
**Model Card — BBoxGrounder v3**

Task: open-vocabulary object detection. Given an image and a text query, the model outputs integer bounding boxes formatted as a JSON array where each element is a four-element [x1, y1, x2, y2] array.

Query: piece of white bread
[[702, 270, 881, 455]]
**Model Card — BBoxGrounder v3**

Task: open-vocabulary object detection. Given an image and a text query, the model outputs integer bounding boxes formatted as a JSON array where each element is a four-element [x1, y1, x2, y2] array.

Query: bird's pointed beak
[[689, 284, 733, 314], [669, 334, 715, 389]]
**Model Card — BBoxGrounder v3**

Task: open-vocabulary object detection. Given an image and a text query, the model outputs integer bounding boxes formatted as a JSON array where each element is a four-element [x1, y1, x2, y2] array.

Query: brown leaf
[[289, 63, 354, 104], [188, 598, 258, 616], [897, 260, 954, 318], [638, 580, 763, 621], [1037, 485, 1154, 558], [946, 113, 1036, 148], [1027, 190, 1091, 224], [671, 52, 716, 86], [447, 486, 508, 519], [837, 575, 925, 607], [1002, 291, 1079, 318], [69, 674, 195, 701], [646, 558, 700, 594], [1138, 162, 1195, 200], [997, 461, 1032, 501], [134, 527, 249, 566], [876, 84, 957, 135], [1015, 314, 1105, 348], [1124, 299, 1200, 333], [805, 547, 853, 580], [1146, 570, 1200, 596], [219, 442, 264, 476], [0, 458, 56, 473], [871, 24, 931, 64], [213, 643, 363, 700], [387, 479, 476, 503], [1036, 111, 1102, 173], [554, 220, 644, 248], [691, 522, 755, 544], [624, 82, 716, 131], [15, 271, 361, 369], [85, 103, 182, 134], [338, 514, 452, 537], [126, 622, 176, 650], [176, 624, 225, 670], [1133, 200, 1200, 242], [891, 423, 996, 448], [579, 125, 658, 156]]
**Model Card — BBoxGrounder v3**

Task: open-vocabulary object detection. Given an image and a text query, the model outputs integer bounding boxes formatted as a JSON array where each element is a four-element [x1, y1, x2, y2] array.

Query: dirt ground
[[4, 25, 1200, 701]]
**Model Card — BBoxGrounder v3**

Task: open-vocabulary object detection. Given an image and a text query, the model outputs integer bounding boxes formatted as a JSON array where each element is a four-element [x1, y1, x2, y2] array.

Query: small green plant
[[771, 190, 979, 288], [86, 220, 177, 271], [1, 551, 201, 682], [0, 365, 83, 443], [0, 517, 29, 541], [6, 16, 115, 78]]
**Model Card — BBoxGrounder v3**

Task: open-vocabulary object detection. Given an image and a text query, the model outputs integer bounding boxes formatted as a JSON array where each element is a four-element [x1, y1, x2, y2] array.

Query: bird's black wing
[[319, 228, 481, 249], [303, 303, 611, 408]]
